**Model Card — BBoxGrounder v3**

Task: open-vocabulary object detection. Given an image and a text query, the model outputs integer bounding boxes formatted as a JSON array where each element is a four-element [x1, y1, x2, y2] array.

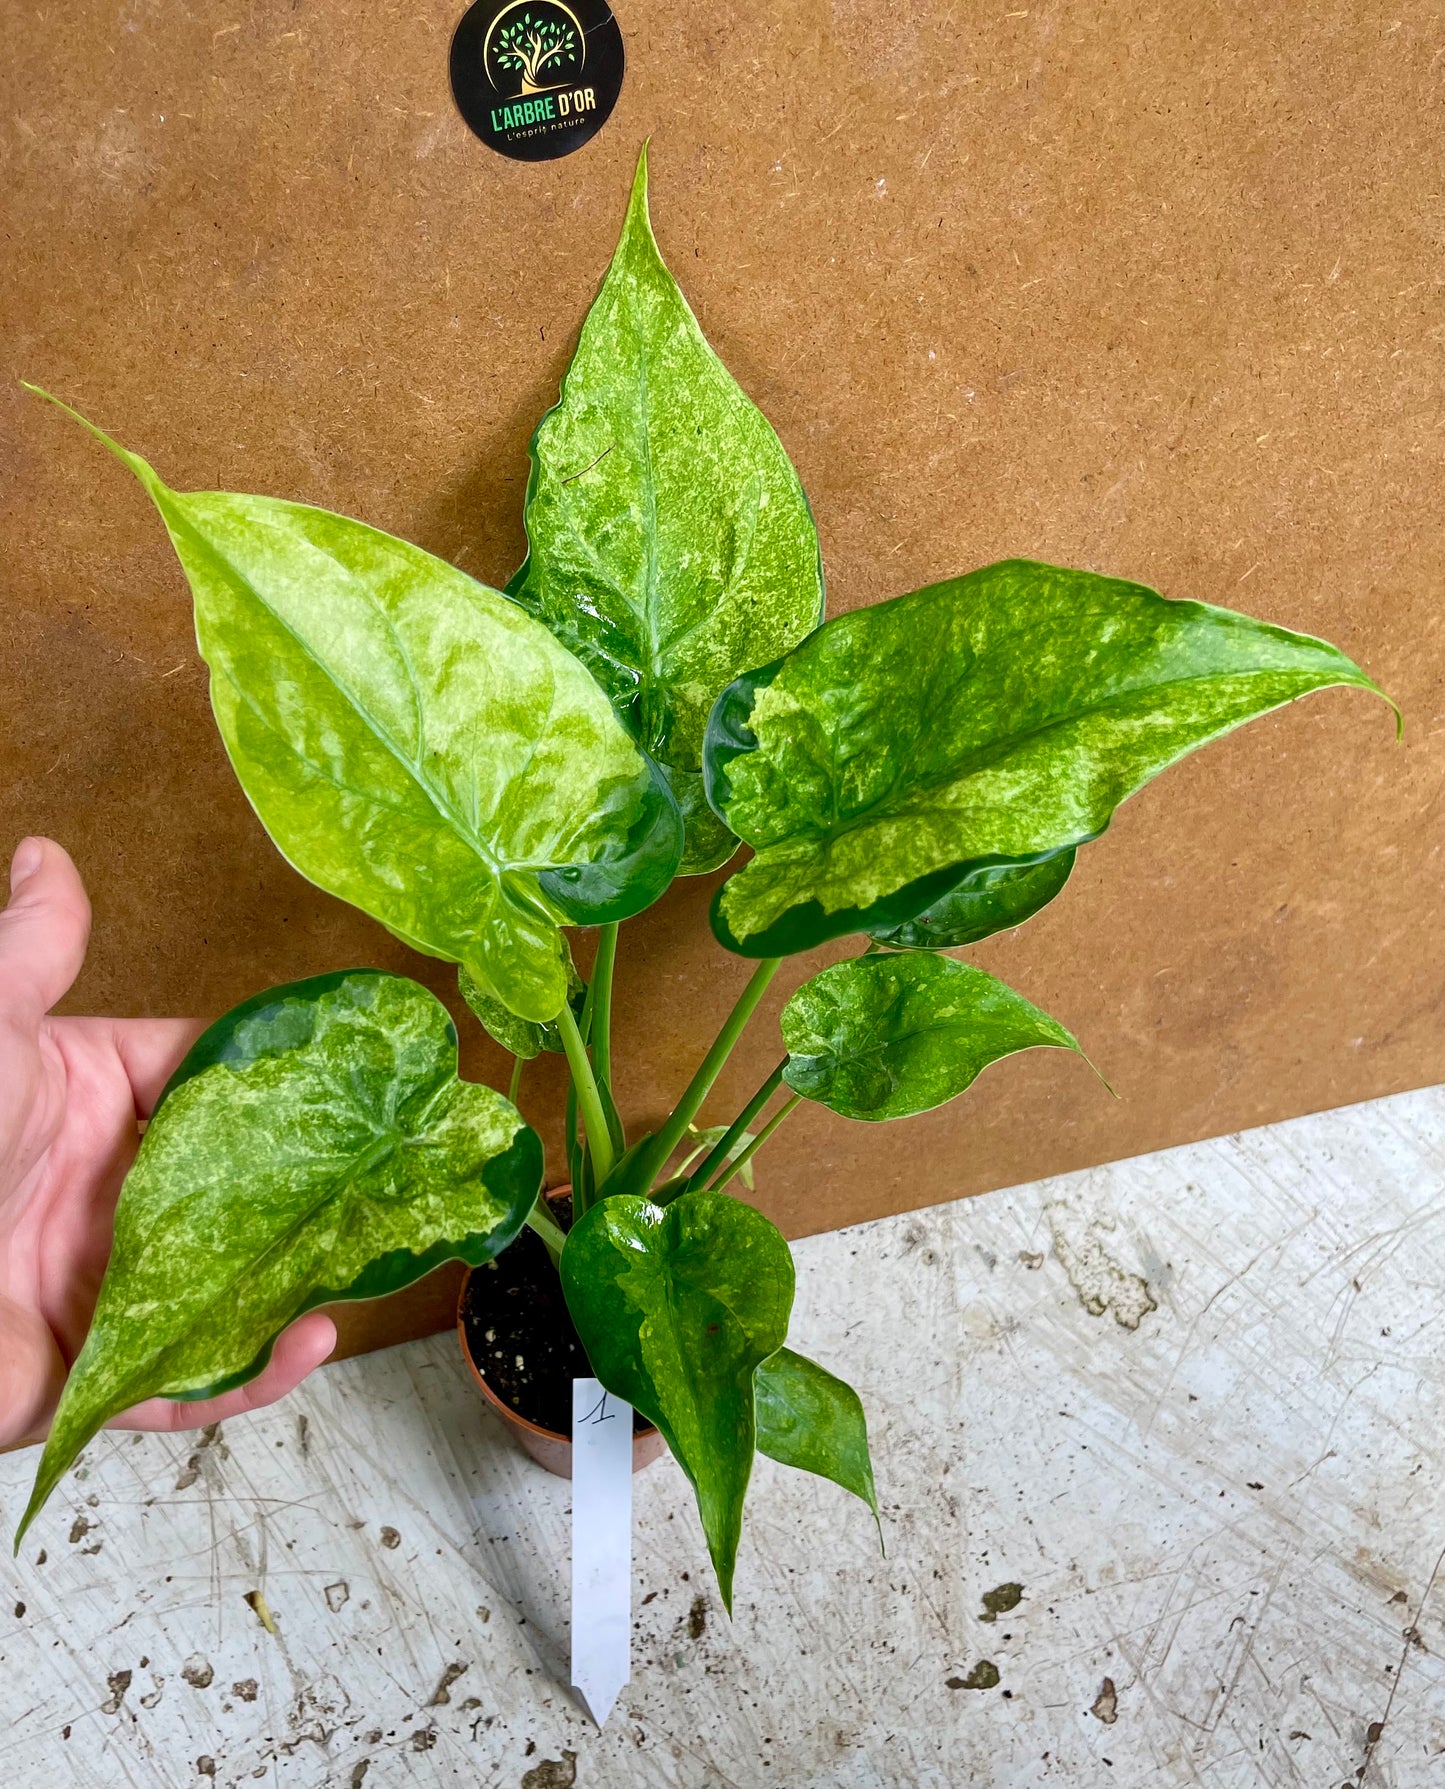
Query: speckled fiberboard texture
[[2, 1084, 1443, 1786]]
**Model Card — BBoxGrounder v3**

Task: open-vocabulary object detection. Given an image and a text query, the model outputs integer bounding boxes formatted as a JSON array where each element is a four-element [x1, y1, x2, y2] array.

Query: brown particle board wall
[[3, 2, 1441, 1359]]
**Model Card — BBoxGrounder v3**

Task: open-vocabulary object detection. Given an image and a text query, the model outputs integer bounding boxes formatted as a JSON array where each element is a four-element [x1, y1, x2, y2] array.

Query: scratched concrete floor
[[3, 1085, 1444, 1789]]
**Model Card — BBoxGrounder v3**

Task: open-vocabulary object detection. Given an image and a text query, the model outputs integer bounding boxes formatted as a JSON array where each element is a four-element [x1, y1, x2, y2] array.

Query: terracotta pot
[[457, 1186, 666, 1479]]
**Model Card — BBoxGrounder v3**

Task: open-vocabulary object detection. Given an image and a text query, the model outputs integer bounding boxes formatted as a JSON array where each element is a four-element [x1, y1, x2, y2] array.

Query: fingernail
[[10, 838, 43, 891]]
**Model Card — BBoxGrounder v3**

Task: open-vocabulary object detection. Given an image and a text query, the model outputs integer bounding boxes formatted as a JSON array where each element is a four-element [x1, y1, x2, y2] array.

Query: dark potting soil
[[460, 1197, 650, 1438]]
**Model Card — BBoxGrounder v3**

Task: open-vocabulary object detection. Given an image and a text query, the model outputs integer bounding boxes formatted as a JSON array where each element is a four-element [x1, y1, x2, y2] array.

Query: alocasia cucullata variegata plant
[[16, 147, 1392, 1614]]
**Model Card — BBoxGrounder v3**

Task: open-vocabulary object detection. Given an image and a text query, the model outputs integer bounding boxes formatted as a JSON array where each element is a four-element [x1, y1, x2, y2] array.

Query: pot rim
[[456, 1182, 659, 1447]]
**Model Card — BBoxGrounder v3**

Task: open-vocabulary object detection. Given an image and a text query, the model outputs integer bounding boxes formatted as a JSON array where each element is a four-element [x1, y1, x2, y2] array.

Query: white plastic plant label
[[570, 1377, 633, 1726]]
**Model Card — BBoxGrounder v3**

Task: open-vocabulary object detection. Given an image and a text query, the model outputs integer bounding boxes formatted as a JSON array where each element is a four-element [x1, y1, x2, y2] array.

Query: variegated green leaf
[[705, 560, 1391, 956], [18, 972, 541, 1544], [782, 952, 1087, 1120], [508, 145, 824, 875], [28, 387, 682, 1024], [559, 1191, 794, 1610], [754, 1347, 879, 1531]]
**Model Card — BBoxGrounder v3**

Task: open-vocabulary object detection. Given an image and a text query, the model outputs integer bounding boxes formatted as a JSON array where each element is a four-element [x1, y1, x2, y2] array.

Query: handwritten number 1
[[583, 1390, 617, 1425]]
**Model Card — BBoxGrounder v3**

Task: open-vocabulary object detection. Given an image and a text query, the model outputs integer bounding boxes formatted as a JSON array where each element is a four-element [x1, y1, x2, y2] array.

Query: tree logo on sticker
[[451, 0, 625, 162]]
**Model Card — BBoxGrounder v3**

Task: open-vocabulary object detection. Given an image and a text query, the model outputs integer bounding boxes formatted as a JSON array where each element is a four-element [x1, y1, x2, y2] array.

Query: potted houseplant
[[13, 147, 1392, 1617]]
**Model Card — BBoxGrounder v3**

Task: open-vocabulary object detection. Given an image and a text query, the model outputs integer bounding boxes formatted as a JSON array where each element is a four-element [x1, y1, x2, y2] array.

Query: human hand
[[0, 838, 337, 1450]]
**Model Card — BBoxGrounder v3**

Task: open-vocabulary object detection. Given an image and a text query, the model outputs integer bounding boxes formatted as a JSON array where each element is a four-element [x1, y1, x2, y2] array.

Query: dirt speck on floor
[[1045, 1200, 1157, 1330], [521, 1752, 577, 1789], [947, 1661, 1000, 1690], [428, 1661, 469, 1706], [687, 1595, 708, 1640], [101, 1670, 132, 1714], [980, 1582, 1024, 1622], [244, 1589, 278, 1634], [1092, 1676, 1119, 1724], [380, 1526, 401, 1550], [182, 1656, 215, 1689]]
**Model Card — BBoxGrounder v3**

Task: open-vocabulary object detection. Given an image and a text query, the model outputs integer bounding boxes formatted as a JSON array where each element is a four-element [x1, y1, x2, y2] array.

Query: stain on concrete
[[980, 1582, 1024, 1623], [232, 1679, 258, 1703], [101, 1669, 132, 1714], [428, 1661, 468, 1706], [687, 1595, 708, 1640], [1092, 1676, 1119, 1723], [181, 1656, 214, 1689], [1045, 1200, 1158, 1329], [521, 1752, 577, 1789], [379, 1526, 401, 1550], [947, 1661, 1000, 1690]]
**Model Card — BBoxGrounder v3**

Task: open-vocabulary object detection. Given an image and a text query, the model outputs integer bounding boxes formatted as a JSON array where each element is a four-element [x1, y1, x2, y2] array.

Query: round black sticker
[[450, 0, 624, 162]]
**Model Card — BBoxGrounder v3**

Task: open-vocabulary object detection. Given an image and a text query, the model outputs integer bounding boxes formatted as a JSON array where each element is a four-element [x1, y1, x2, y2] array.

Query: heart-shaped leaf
[[781, 952, 1087, 1120], [17, 971, 541, 1545], [30, 388, 682, 1024], [867, 849, 1076, 950], [508, 146, 824, 875], [559, 1191, 795, 1608], [458, 955, 585, 1060], [754, 1347, 879, 1534], [704, 560, 1392, 956]]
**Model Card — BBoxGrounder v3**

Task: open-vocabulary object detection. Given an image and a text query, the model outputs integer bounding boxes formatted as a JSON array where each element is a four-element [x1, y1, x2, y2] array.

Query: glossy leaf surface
[[508, 147, 824, 873], [705, 560, 1389, 956], [33, 388, 681, 1023], [754, 1347, 879, 1530], [19, 972, 541, 1542], [663, 765, 740, 876], [781, 952, 1086, 1120], [560, 1191, 794, 1608], [868, 849, 1076, 950], [458, 955, 585, 1060]]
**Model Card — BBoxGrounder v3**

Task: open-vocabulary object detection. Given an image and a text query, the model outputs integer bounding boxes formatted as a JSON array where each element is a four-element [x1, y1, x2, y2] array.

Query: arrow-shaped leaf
[[705, 559, 1392, 956], [508, 145, 824, 876], [27, 387, 681, 1024], [754, 1347, 880, 1535], [559, 1191, 794, 1609], [17, 971, 541, 1544], [782, 952, 1088, 1120]]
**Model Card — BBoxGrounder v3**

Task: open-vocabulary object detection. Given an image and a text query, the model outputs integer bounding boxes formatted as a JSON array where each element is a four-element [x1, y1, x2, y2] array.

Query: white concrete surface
[[3, 1086, 1444, 1789]]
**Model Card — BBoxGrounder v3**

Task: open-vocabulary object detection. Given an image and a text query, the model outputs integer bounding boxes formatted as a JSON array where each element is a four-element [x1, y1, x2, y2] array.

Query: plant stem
[[706, 1095, 802, 1195], [524, 1196, 567, 1264], [556, 1001, 615, 1195], [685, 1058, 788, 1191], [507, 1053, 524, 1107], [637, 957, 782, 1192], [591, 921, 618, 1095]]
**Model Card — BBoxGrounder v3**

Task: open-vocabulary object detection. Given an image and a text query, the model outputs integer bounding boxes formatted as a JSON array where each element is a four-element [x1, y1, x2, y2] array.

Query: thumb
[[0, 838, 92, 1026]]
